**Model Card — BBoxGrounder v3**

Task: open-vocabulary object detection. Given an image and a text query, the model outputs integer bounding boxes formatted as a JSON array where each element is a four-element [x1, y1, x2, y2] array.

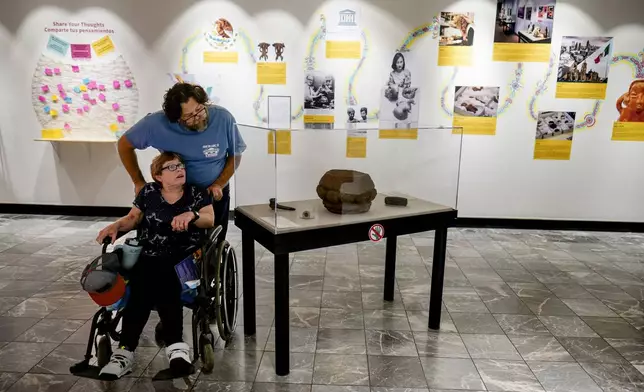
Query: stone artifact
[[385, 196, 408, 207], [316, 169, 377, 214]]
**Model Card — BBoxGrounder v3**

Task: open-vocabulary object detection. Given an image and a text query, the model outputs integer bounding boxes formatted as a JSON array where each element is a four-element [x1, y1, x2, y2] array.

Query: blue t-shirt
[[124, 105, 247, 188]]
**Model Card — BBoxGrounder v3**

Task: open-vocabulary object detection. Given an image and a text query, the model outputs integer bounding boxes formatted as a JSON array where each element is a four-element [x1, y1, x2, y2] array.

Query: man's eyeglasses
[[180, 106, 207, 125], [162, 163, 185, 172]]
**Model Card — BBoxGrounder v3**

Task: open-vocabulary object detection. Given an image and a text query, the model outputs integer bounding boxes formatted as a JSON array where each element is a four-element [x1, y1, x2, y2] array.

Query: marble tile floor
[[1, 214, 644, 391]]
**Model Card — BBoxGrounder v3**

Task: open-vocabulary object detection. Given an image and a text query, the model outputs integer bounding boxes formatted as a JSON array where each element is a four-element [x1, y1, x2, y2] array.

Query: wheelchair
[[69, 225, 239, 379]]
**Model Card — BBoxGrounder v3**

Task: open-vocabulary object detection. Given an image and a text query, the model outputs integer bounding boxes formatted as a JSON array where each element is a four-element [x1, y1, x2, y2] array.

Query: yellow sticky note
[[267, 130, 291, 155], [109, 123, 119, 132], [534, 139, 573, 160], [438, 46, 472, 67], [325, 41, 361, 59], [611, 121, 644, 141], [50, 109, 58, 117], [257, 63, 287, 85], [556, 82, 608, 100], [51, 95, 58, 102], [493, 43, 551, 63], [203, 51, 238, 63], [378, 129, 418, 140], [41, 128, 64, 139], [92, 35, 116, 57], [80, 85, 87, 92], [346, 136, 367, 158], [452, 116, 497, 135]]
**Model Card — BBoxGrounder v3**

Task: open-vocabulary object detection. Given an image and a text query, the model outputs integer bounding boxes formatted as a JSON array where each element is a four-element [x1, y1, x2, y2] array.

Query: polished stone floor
[[1, 214, 644, 391]]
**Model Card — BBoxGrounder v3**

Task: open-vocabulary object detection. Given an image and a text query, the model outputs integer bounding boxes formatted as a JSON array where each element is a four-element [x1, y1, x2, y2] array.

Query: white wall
[[1, 0, 644, 222]]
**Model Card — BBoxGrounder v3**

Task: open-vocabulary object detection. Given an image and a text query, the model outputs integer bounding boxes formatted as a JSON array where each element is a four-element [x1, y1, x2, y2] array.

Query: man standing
[[117, 82, 246, 242]]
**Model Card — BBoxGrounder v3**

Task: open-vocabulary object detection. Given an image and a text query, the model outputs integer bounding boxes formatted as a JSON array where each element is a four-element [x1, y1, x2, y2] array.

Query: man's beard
[[187, 120, 207, 132]]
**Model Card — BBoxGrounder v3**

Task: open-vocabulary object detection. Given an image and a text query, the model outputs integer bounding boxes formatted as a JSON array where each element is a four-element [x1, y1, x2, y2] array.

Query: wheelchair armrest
[[102, 230, 139, 254]]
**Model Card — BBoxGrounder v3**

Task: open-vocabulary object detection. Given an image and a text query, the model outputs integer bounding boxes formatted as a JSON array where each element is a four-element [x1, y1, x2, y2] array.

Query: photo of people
[[536, 111, 576, 140], [346, 106, 369, 123], [616, 80, 644, 123], [303, 71, 335, 129], [557, 36, 612, 84], [453, 86, 500, 118], [439, 12, 475, 47], [494, 0, 554, 44], [379, 51, 421, 129]]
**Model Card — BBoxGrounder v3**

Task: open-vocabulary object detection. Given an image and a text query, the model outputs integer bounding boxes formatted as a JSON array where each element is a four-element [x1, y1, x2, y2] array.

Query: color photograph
[[494, 0, 554, 44], [536, 111, 576, 140], [379, 51, 421, 130], [557, 36, 612, 84], [616, 80, 644, 123], [439, 12, 475, 47], [453, 86, 500, 118]]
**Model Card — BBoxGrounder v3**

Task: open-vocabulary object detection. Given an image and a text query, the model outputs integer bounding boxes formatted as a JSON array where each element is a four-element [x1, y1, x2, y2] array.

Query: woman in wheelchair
[[95, 152, 214, 380]]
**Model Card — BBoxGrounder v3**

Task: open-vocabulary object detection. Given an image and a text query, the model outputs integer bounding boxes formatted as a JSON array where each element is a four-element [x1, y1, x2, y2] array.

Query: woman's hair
[[391, 52, 405, 71], [150, 152, 183, 183], [162, 83, 209, 123]]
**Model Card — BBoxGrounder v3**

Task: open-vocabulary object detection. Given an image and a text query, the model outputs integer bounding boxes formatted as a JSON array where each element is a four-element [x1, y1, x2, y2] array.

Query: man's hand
[[134, 181, 146, 196], [171, 211, 195, 232], [209, 184, 223, 201]]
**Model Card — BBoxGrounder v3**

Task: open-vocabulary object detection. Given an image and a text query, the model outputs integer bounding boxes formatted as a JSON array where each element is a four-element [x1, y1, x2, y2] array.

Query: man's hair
[[162, 83, 209, 123], [150, 152, 183, 183]]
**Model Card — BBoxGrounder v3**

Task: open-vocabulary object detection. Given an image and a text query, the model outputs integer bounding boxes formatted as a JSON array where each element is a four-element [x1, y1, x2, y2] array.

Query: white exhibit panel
[[1, 0, 644, 222], [233, 124, 464, 232]]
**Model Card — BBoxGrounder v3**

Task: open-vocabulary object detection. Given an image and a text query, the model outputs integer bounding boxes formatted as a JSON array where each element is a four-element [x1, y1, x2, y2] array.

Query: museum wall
[[1, 0, 644, 222]]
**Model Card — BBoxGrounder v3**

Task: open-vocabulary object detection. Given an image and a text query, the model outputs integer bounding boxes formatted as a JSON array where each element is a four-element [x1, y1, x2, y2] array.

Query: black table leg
[[274, 253, 290, 376], [384, 235, 397, 302], [429, 226, 447, 330], [242, 231, 256, 336]]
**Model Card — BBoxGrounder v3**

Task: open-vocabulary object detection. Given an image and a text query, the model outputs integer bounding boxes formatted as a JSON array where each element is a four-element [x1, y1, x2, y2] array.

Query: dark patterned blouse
[[133, 182, 212, 258]]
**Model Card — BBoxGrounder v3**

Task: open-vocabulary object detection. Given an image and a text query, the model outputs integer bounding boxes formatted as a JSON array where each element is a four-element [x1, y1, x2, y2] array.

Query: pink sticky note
[[117, 115, 125, 123], [62, 104, 70, 113], [44, 68, 53, 76], [90, 99, 97, 105], [71, 65, 79, 73], [98, 84, 105, 91], [82, 93, 90, 100], [124, 80, 133, 88], [64, 123, 71, 130], [113, 81, 120, 89], [57, 84, 64, 92], [54, 68, 61, 75], [60, 91, 66, 98], [98, 93, 106, 102], [41, 85, 49, 93], [83, 105, 90, 112], [112, 103, 119, 111], [88, 81, 97, 90], [38, 95, 46, 103], [77, 108, 83, 114]]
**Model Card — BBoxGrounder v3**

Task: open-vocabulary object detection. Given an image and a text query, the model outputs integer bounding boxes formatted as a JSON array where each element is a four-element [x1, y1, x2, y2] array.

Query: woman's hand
[[96, 223, 120, 244], [171, 211, 195, 232]]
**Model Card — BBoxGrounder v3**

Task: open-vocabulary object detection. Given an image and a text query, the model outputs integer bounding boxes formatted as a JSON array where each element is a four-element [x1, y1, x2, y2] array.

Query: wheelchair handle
[[102, 231, 134, 254]]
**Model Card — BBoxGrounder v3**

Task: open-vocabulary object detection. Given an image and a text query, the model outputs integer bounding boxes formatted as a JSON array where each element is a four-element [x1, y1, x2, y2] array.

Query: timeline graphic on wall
[[32, 21, 139, 141], [169, 5, 644, 159]]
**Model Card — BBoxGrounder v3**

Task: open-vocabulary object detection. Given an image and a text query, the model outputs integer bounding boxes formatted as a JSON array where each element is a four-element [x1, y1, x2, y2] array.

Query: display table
[[234, 193, 457, 376], [518, 30, 551, 44]]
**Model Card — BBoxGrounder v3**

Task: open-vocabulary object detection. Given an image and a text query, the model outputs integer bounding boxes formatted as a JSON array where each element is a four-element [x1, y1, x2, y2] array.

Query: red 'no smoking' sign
[[369, 224, 385, 242]]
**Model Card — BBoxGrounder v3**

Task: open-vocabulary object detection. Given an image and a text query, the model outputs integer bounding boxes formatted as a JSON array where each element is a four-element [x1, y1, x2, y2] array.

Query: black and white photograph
[[346, 106, 369, 123], [536, 111, 576, 140], [439, 12, 475, 47], [557, 36, 613, 84], [304, 71, 335, 110], [379, 51, 421, 129], [453, 86, 500, 117]]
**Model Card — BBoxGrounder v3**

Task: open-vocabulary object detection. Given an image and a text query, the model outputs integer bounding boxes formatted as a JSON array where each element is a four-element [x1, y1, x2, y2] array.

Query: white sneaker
[[165, 342, 194, 375], [99, 348, 133, 380]]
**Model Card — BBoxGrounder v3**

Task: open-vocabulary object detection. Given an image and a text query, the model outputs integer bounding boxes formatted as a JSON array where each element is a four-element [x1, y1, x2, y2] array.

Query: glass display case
[[231, 124, 464, 234]]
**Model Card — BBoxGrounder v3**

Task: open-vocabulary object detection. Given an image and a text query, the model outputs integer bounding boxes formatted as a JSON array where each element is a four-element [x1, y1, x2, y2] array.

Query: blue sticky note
[[44, 106, 50, 114], [83, 78, 90, 85], [46, 34, 70, 56], [73, 86, 81, 93], [64, 96, 72, 103]]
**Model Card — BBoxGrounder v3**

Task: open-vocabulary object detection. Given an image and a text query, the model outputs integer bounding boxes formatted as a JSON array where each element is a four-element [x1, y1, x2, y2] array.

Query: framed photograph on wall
[[518, 6, 525, 19]]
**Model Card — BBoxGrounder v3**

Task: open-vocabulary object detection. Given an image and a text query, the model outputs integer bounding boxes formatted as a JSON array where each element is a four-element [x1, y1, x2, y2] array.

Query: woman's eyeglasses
[[162, 163, 185, 172]]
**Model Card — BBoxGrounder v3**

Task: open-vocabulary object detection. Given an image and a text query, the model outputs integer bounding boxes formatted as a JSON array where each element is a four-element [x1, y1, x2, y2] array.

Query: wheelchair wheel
[[96, 335, 112, 368], [199, 335, 215, 373], [154, 322, 165, 348], [213, 240, 239, 342]]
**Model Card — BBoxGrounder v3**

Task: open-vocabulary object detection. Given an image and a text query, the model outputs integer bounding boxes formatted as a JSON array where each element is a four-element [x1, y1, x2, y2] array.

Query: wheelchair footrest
[[152, 367, 195, 381], [70, 364, 103, 380]]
